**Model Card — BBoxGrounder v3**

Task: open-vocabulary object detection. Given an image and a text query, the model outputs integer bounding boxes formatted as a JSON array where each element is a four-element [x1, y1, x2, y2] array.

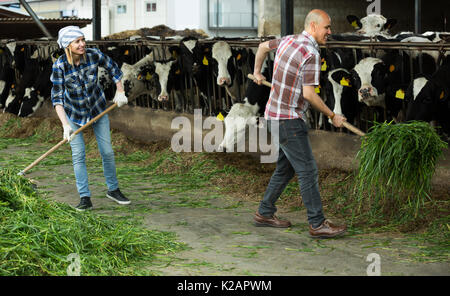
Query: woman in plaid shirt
[[51, 26, 130, 211], [252, 10, 348, 239]]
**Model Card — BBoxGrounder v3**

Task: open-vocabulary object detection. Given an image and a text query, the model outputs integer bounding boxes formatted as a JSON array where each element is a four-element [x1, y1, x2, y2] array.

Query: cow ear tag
[[395, 89, 405, 99], [389, 65, 395, 72], [351, 21, 358, 28], [216, 112, 224, 121], [137, 74, 142, 80], [21, 47, 25, 52], [315, 86, 321, 93], [172, 51, 178, 59], [175, 69, 181, 75], [236, 53, 242, 60], [321, 60, 327, 71], [340, 77, 350, 87], [440, 91, 445, 99], [124, 50, 129, 55], [202, 56, 209, 65], [145, 72, 152, 80]]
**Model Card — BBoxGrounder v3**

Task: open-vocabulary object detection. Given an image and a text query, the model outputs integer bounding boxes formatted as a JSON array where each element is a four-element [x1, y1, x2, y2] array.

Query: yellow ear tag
[[321, 60, 327, 71], [340, 77, 350, 87], [137, 74, 142, 80], [172, 51, 178, 59], [21, 47, 25, 52], [202, 56, 209, 66], [124, 50, 129, 55], [351, 21, 358, 28], [389, 65, 395, 72], [236, 53, 241, 60], [175, 69, 181, 75], [395, 89, 405, 99], [315, 86, 321, 94], [11, 84, 15, 89], [216, 112, 224, 121], [440, 91, 445, 99], [145, 72, 152, 80]]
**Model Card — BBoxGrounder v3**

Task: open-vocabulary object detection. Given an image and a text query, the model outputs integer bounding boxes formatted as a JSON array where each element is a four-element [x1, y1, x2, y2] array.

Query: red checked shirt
[[264, 31, 321, 121]]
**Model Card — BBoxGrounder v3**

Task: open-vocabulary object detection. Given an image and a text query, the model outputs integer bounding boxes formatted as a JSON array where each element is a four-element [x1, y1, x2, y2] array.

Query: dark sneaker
[[254, 211, 292, 228], [106, 188, 131, 205], [309, 219, 347, 239], [75, 196, 93, 211]]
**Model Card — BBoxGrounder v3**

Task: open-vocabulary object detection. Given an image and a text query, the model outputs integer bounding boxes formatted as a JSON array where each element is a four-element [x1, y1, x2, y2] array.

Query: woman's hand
[[113, 91, 128, 107]]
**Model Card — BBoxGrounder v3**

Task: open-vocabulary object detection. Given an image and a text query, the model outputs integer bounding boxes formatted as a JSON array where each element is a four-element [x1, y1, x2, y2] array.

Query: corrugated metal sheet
[[0, 17, 91, 39]]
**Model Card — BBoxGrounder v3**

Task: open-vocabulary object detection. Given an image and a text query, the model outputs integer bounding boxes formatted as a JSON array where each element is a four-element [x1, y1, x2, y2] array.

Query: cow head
[[347, 14, 396, 36], [179, 36, 205, 76], [154, 59, 176, 102], [405, 76, 449, 122], [351, 57, 388, 107], [211, 41, 234, 86], [121, 52, 155, 100]]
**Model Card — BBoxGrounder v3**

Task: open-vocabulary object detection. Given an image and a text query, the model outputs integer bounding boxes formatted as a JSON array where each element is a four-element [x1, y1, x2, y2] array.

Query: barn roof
[[0, 7, 91, 40]]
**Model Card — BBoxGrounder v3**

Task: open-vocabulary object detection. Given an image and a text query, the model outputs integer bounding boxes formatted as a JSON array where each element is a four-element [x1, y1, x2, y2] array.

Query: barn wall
[[258, 0, 450, 36]]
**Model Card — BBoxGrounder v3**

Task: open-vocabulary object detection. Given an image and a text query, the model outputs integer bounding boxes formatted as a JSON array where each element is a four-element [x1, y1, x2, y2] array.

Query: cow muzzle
[[358, 87, 374, 101], [218, 77, 231, 86], [158, 94, 169, 102]]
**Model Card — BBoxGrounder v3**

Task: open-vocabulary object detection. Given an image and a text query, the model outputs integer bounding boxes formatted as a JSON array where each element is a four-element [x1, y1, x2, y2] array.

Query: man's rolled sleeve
[[268, 38, 281, 50], [97, 48, 123, 83], [302, 54, 320, 86], [50, 64, 64, 107]]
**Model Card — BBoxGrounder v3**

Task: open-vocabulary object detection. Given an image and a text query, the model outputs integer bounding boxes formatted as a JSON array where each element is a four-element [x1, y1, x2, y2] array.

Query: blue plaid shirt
[[50, 47, 123, 126]]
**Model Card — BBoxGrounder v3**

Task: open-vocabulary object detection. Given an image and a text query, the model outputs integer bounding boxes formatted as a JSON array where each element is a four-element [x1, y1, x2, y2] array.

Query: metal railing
[[1, 37, 449, 135]]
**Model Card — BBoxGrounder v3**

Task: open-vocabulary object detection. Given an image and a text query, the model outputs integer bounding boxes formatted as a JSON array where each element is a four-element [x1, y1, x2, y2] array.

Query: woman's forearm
[[54, 104, 69, 126]]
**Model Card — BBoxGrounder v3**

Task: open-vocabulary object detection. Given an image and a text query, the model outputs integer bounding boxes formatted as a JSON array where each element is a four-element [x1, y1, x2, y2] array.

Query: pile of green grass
[[354, 121, 448, 222], [0, 168, 186, 275]]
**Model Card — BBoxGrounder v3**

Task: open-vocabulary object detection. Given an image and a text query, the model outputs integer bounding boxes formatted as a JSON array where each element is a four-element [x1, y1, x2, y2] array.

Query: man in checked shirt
[[252, 10, 347, 238], [51, 26, 130, 211]]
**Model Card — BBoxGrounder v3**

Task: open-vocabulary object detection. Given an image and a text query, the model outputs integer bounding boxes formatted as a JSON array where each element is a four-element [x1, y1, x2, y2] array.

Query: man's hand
[[63, 124, 74, 142], [330, 114, 346, 128], [252, 72, 266, 86], [113, 91, 128, 108]]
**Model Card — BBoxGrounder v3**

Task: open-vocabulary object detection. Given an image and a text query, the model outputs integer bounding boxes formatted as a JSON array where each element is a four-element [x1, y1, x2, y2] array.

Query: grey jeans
[[258, 118, 325, 228]]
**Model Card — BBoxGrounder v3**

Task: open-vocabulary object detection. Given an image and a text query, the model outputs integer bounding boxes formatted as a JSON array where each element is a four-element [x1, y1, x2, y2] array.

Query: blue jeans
[[258, 118, 325, 228], [67, 114, 119, 198]]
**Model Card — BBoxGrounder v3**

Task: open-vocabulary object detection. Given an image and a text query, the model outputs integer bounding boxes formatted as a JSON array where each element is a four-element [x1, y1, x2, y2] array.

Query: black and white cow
[[351, 57, 388, 108], [405, 60, 450, 135], [4, 49, 40, 115], [122, 51, 157, 101], [351, 53, 412, 122], [0, 63, 15, 109], [178, 38, 250, 112], [17, 58, 53, 117], [322, 68, 360, 127], [218, 62, 273, 152], [346, 14, 397, 37]]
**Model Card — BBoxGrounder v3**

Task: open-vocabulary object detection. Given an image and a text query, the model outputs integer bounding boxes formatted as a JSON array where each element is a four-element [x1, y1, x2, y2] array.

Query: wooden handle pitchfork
[[247, 74, 366, 137], [18, 103, 118, 176]]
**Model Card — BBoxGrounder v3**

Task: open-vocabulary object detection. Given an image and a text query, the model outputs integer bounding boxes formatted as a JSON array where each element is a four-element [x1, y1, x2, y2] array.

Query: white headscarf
[[57, 26, 84, 49]]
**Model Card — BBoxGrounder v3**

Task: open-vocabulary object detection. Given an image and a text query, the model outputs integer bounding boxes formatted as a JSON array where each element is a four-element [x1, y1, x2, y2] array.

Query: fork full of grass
[[354, 121, 447, 222]]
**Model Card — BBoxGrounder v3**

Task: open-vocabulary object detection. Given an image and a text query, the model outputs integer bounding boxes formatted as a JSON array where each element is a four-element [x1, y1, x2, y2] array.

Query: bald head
[[304, 9, 330, 30], [304, 9, 332, 45]]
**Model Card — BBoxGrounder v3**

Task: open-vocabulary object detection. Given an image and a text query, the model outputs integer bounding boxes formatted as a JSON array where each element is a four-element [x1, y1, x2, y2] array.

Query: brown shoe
[[309, 219, 347, 239], [254, 212, 292, 228]]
